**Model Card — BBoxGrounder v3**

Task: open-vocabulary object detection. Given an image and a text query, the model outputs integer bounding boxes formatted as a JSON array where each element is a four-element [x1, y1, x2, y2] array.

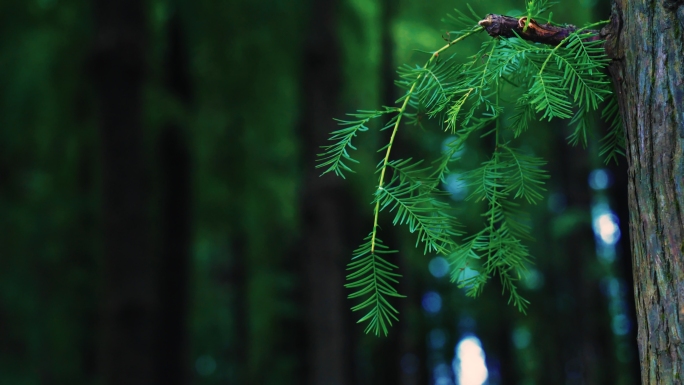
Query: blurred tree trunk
[[604, 1, 684, 382], [373, 0, 406, 383], [154, 13, 192, 385], [553, 137, 613, 384], [92, 0, 154, 384], [298, 0, 354, 384], [607, 155, 641, 380], [481, 282, 517, 385]]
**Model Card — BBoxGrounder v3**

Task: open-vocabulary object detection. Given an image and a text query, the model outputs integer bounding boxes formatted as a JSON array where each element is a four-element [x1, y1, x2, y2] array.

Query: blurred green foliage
[[0, 0, 638, 384]]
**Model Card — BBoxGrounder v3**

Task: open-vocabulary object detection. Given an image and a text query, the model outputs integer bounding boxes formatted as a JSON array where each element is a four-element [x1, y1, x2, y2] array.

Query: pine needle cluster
[[316, 1, 624, 336]]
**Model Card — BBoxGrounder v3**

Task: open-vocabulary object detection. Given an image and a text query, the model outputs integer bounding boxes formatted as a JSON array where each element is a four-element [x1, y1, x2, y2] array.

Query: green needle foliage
[[346, 235, 405, 336], [316, 0, 624, 336]]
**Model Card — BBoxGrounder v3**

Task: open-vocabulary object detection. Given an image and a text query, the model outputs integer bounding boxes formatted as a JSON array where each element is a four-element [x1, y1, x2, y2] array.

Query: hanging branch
[[318, 0, 622, 336]]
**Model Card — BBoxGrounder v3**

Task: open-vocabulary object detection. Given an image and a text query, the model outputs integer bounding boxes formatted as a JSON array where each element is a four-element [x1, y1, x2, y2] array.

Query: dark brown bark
[[478, 14, 600, 45], [92, 0, 154, 383], [602, 1, 684, 383]]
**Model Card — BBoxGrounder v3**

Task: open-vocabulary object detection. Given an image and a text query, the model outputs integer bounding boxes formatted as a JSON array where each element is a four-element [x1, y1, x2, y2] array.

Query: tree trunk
[[298, 0, 354, 384], [556, 131, 617, 384], [92, 0, 154, 384], [604, 1, 684, 382]]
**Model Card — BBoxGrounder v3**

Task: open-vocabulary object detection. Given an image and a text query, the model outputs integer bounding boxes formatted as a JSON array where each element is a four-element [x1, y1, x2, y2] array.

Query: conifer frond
[[518, 0, 560, 22], [317, 109, 393, 178], [458, 39, 499, 110], [493, 37, 544, 80], [386, 158, 436, 194], [599, 94, 625, 164], [501, 199, 535, 241], [377, 171, 461, 255], [567, 105, 590, 147], [321, 3, 620, 335], [397, 57, 471, 123], [451, 231, 487, 270], [430, 134, 470, 184], [454, 140, 539, 309], [530, 0, 559, 19], [444, 4, 484, 31], [499, 269, 530, 312], [449, 205, 533, 313], [508, 96, 534, 137], [463, 156, 507, 203], [445, 88, 475, 133], [500, 145, 549, 204], [477, 212, 532, 312], [557, 36, 611, 109], [343, 25, 486, 336], [346, 235, 405, 336], [450, 229, 490, 291], [529, 73, 573, 120], [530, 23, 611, 120]]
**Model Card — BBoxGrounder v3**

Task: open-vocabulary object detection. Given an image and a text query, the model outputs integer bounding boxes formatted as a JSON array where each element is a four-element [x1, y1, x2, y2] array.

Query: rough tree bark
[[602, 0, 684, 382]]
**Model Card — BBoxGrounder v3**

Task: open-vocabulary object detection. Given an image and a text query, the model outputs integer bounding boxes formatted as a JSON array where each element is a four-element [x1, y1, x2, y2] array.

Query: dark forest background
[[0, 0, 641, 384]]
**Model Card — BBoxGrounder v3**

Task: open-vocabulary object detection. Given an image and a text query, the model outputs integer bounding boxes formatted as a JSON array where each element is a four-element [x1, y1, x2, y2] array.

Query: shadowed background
[[0, 0, 640, 384]]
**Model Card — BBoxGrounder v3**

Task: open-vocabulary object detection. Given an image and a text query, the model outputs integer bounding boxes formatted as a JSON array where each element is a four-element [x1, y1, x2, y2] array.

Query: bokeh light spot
[[454, 335, 488, 385], [195, 355, 216, 376], [422, 291, 442, 313], [612, 314, 630, 335], [593, 213, 621, 245], [522, 268, 544, 290], [444, 173, 468, 201], [588, 169, 611, 190], [512, 326, 531, 349], [442, 136, 466, 158], [429, 256, 450, 278]]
